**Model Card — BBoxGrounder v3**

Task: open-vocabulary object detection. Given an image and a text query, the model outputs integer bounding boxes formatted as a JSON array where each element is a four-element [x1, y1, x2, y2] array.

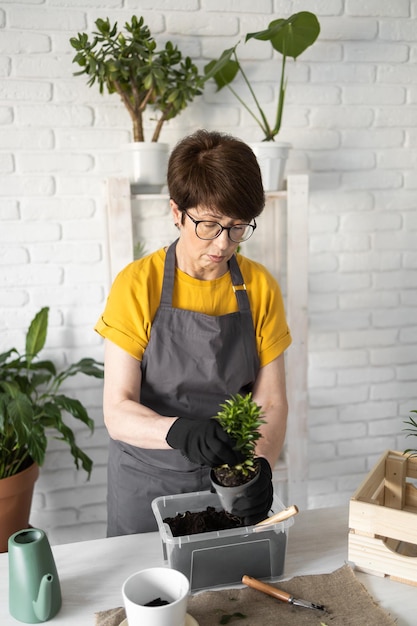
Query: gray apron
[[107, 240, 260, 535]]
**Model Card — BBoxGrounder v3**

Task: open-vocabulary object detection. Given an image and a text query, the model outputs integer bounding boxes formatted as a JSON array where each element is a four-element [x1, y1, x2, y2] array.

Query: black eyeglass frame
[[183, 211, 257, 243]]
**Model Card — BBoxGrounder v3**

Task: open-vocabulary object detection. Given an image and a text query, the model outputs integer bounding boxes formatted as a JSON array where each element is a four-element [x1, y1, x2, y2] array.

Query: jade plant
[[0, 307, 104, 479], [212, 392, 265, 487], [204, 11, 320, 142], [70, 15, 207, 142], [403, 410, 417, 457]]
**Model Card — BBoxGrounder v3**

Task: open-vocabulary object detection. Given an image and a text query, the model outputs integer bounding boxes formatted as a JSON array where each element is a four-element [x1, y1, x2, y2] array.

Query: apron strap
[[228, 254, 251, 313], [160, 239, 178, 307], [228, 254, 257, 376], [161, 239, 252, 313]]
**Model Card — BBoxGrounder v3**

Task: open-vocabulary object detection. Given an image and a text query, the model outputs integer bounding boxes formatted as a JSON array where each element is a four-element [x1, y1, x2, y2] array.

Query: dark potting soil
[[145, 597, 170, 606], [163, 506, 243, 537], [212, 460, 260, 488], [212, 466, 256, 487]]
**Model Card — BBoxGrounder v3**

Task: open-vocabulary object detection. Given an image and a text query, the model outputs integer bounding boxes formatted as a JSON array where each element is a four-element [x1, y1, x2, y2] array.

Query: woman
[[95, 129, 292, 535]]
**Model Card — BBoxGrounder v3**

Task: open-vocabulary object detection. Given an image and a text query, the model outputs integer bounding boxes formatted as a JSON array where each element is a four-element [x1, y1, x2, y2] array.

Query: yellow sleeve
[[238, 255, 292, 367], [94, 249, 165, 361]]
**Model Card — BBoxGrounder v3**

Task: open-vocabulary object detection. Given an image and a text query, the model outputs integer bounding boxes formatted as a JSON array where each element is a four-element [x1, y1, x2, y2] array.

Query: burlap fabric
[[95, 607, 126, 626], [95, 564, 397, 626]]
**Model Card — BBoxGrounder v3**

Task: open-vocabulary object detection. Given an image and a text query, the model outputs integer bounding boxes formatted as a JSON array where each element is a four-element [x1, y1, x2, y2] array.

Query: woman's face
[[171, 201, 240, 279]]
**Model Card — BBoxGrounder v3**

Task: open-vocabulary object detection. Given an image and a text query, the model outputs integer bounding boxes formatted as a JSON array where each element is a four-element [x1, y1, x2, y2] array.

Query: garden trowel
[[242, 575, 325, 612]]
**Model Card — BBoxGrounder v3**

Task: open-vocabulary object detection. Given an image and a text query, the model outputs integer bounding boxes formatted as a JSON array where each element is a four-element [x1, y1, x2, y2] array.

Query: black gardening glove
[[231, 457, 273, 525], [166, 417, 245, 467]]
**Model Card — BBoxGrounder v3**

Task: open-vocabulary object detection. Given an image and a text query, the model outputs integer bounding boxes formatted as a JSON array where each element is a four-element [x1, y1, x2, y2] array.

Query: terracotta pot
[[0, 461, 39, 553], [210, 466, 260, 513]]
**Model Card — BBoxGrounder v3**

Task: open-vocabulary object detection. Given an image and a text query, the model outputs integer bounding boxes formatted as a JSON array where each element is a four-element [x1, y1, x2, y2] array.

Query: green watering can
[[8, 528, 62, 623]]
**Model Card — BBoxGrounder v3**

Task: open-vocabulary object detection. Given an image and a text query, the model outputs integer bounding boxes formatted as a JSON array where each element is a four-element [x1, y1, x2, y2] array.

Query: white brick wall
[[1, 0, 416, 542]]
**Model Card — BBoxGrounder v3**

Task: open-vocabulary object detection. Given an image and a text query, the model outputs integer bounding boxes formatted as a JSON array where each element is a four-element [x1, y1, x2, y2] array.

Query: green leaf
[[54, 395, 95, 432], [0, 348, 18, 365], [30, 359, 57, 376], [51, 418, 93, 479], [26, 425, 48, 467], [7, 393, 35, 443], [96, 17, 110, 35], [73, 358, 104, 378], [204, 47, 239, 88], [246, 11, 320, 59], [8, 392, 34, 424], [53, 358, 103, 389], [0, 380, 21, 398], [26, 307, 49, 363]]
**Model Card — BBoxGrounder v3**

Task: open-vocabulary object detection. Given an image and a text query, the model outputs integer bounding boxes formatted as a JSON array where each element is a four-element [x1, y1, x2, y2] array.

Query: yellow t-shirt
[[95, 248, 291, 367]]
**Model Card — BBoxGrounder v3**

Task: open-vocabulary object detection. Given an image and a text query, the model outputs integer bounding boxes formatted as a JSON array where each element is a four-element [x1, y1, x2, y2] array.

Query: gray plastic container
[[152, 490, 294, 591]]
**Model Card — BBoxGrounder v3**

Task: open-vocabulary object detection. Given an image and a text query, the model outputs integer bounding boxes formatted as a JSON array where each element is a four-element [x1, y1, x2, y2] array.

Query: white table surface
[[0, 506, 415, 625]]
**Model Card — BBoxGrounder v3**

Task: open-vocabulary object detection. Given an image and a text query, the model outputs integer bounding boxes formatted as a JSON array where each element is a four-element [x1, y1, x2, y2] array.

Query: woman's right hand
[[166, 417, 244, 467]]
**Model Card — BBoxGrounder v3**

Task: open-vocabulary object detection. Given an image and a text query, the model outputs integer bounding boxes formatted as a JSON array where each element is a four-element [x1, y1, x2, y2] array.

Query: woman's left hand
[[231, 457, 273, 525]]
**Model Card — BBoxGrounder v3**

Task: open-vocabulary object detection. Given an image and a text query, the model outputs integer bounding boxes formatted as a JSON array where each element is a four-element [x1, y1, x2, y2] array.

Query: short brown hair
[[167, 129, 265, 222]]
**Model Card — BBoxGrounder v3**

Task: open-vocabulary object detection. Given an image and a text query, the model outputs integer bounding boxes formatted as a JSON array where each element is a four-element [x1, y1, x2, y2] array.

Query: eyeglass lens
[[196, 221, 254, 242]]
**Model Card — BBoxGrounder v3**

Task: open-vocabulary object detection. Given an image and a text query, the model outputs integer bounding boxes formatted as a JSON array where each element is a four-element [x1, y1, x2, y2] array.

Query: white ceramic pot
[[124, 142, 170, 193], [122, 567, 189, 626], [250, 141, 291, 192]]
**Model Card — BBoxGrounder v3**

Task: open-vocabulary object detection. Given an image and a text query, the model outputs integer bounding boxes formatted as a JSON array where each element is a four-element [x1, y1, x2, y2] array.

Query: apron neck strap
[[161, 239, 250, 312], [228, 254, 250, 312], [160, 239, 178, 306]]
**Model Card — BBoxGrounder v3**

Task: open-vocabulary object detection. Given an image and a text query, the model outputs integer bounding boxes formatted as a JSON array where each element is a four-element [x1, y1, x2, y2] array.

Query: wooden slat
[[406, 454, 417, 479], [348, 532, 417, 586], [349, 499, 417, 544], [351, 450, 389, 502], [370, 479, 385, 505], [285, 174, 309, 509], [106, 177, 134, 282], [405, 482, 417, 508], [384, 452, 407, 509]]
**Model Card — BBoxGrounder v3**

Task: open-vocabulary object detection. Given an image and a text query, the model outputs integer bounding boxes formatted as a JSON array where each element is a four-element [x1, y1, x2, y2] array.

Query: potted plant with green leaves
[[70, 15, 207, 192], [0, 307, 104, 552], [210, 392, 266, 512], [204, 11, 321, 190]]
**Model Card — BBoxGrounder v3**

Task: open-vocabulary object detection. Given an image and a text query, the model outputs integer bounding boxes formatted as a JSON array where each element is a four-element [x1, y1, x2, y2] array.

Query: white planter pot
[[124, 142, 170, 193], [250, 142, 291, 192]]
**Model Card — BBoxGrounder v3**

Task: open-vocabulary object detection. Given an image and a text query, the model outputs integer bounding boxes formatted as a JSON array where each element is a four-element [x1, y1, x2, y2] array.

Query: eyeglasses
[[184, 211, 257, 243]]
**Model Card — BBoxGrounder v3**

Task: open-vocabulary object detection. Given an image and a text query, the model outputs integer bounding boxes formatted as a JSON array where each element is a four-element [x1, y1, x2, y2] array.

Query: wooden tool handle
[[242, 575, 292, 603], [255, 504, 299, 527]]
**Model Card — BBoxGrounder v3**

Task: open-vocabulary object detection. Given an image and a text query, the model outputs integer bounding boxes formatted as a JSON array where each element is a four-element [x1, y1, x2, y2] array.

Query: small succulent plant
[[213, 392, 265, 485]]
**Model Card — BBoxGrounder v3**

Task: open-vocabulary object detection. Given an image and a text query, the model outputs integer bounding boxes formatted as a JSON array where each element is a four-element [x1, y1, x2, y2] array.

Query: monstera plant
[[205, 11, 321, 142], [205, 11, 320, 190]]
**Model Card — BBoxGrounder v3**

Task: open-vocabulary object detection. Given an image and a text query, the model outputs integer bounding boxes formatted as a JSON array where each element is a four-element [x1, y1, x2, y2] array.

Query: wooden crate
[[349, 450, 417, 586]]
